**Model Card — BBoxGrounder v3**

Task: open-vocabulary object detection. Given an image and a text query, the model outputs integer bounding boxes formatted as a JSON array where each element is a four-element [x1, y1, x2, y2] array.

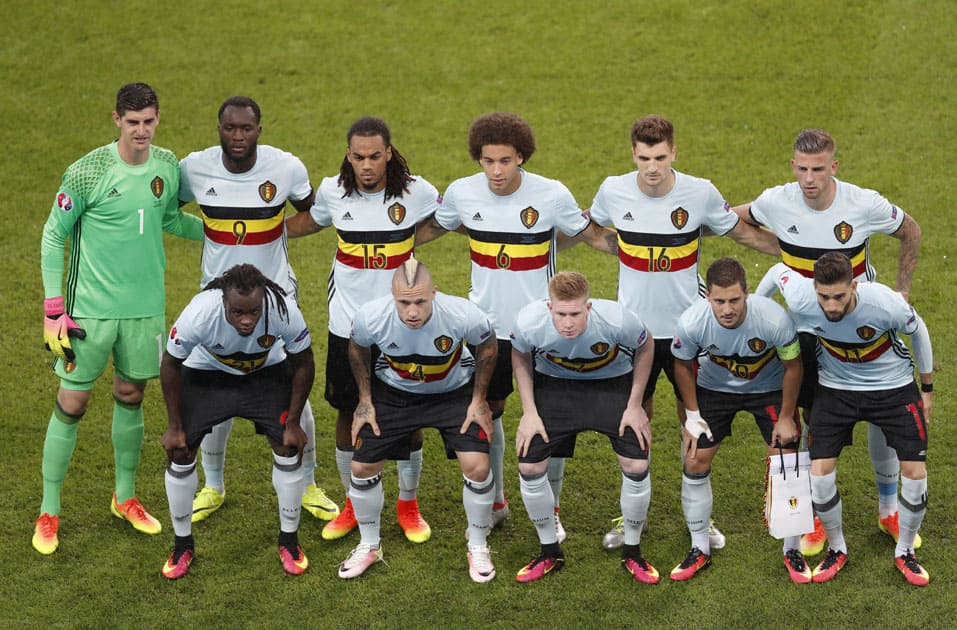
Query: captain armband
[[776, 339, 801, 361]]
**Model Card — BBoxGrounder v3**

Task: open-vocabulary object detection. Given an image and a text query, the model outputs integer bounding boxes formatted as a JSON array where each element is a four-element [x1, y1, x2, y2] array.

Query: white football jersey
[[510, 298, 649, 380], [750, 179, 905, 281], [772, 267, 919, 391], [435, 170, 589, 338], [311, 176, 440, 337], [167, 288, 311, 375], [179, 145, 312, 297], [671, 295, 798, 394], [351, 292, 494, 394], [590, 170, 738, 338]]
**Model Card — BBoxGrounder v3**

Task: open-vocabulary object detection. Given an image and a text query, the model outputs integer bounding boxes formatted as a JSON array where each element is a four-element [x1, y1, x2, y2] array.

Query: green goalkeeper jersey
[[41, 142, 202, 319]]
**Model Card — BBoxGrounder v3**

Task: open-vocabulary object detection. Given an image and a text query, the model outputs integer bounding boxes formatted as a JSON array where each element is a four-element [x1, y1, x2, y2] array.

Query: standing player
[[417, 112, 614, 539], [767, 253, 932, 586], [286, 117, 440, 543], [589, 114, 779, 549], [737, 128, 923, 555], [177, 96, 338, 525], [34, 83, 203, 555], [670, 258, 804, 582], [511, 272, 658, 584], [338, 259, 498, 582], [159, 265, 315, 579]]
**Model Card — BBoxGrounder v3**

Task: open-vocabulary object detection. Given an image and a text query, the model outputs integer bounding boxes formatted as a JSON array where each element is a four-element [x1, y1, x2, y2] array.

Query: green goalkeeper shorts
[[55, 315, 165, 390]]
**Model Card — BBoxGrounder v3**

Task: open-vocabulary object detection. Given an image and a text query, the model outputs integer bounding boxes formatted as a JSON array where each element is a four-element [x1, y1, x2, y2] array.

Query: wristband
[[921, 382, 934, 393]]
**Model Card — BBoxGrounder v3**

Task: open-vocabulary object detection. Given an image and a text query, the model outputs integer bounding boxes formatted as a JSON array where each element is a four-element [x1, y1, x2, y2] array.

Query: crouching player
[[769, 253, 933, 586], [159, 264, 315, 579], [510, 271, 657, 584], [340, 258, 498, 582], [670, 258, 804, 582]]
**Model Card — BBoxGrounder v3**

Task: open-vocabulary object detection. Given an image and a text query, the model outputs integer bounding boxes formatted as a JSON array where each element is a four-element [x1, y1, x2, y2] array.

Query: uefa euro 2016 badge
[[56, 192, 73, 212]]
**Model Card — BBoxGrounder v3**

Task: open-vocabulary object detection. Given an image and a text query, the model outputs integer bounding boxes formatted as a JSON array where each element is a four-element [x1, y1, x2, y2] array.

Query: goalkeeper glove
[[43, 297, 86, 367]]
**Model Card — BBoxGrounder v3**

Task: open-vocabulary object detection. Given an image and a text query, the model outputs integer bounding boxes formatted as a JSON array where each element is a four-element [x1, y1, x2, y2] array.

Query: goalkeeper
[[34, 83, 203, 555]]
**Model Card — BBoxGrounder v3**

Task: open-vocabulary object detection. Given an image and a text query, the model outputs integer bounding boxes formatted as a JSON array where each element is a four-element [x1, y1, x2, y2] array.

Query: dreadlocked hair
[[339, 116, 414, 201], [203, 263, 290, 323]]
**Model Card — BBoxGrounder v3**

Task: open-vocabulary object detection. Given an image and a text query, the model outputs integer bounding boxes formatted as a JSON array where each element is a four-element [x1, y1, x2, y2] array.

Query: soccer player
[[159, 264, 315, 579], [337, 258, 498, 582], [766, 253, 932, 586], [177, 95, 338, 524], [34, 83, 204, 555], [736, 128, 923, 556], [669, 258, 804, 582], [286, 117, 441, 543], [511, 272, 658, 584], [588, 114, 779, 549], [417, 112, 614, 540]]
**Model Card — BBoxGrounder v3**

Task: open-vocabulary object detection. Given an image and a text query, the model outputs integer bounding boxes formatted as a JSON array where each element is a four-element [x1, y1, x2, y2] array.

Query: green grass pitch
[[1, 1, 955, 627]]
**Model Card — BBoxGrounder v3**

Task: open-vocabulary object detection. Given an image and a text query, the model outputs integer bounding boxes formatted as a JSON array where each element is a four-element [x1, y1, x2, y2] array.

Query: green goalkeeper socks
[[40, 407, 82, 516], [112, 397, 144, 504]]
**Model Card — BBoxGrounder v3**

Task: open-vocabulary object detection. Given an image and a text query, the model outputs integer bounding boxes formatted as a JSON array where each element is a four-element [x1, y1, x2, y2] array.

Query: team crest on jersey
[[856, 326, 876, 340], [434, 335, 453, 353], [520, 206, 539, 229], [388, 202, 407, 226], [56, 192, 73, 212], [671, 207, 689, 229], [788, 496, 799, 509], [833, 221, 853, 244], [259, 181, 277, 203], [748, 338, 767, 353], [257, 334, 276, 348], [590, 342, 610, 355], [151, 176, 164, 198]]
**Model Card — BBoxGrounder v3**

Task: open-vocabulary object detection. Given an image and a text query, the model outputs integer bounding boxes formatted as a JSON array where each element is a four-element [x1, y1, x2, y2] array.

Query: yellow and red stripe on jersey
[[467, 228, 551, 271], [384, 343, 463, 382], [200, 204, 286, 246], [544, 345, 620, 373], [819, 332, 893, 363], [708, 348, 777, 380], [617, 230, 700, 273], [336, 226, 415, 270], [779, 241, 868, 279], [209, 349, 270, 373]]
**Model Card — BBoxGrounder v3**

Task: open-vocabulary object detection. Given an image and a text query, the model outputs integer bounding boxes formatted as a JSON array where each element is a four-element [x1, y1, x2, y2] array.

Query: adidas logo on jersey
[[387, 342, 400, 349], [205, 187, 218, 196], [472, 212, 483, 221], [342, 212, 354, 221], [213, 343, 225, 349], [107, 188, 121, 199], [622, 212, 634, 221], [787, 225, 799, 234]]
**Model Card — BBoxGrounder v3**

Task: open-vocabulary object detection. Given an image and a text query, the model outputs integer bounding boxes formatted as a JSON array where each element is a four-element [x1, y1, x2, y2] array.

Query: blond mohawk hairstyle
[[402, 255, 420, 287]]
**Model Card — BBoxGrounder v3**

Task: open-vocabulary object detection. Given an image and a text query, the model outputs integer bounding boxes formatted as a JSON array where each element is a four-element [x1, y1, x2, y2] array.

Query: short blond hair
[[548, 271, 590, 301]]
